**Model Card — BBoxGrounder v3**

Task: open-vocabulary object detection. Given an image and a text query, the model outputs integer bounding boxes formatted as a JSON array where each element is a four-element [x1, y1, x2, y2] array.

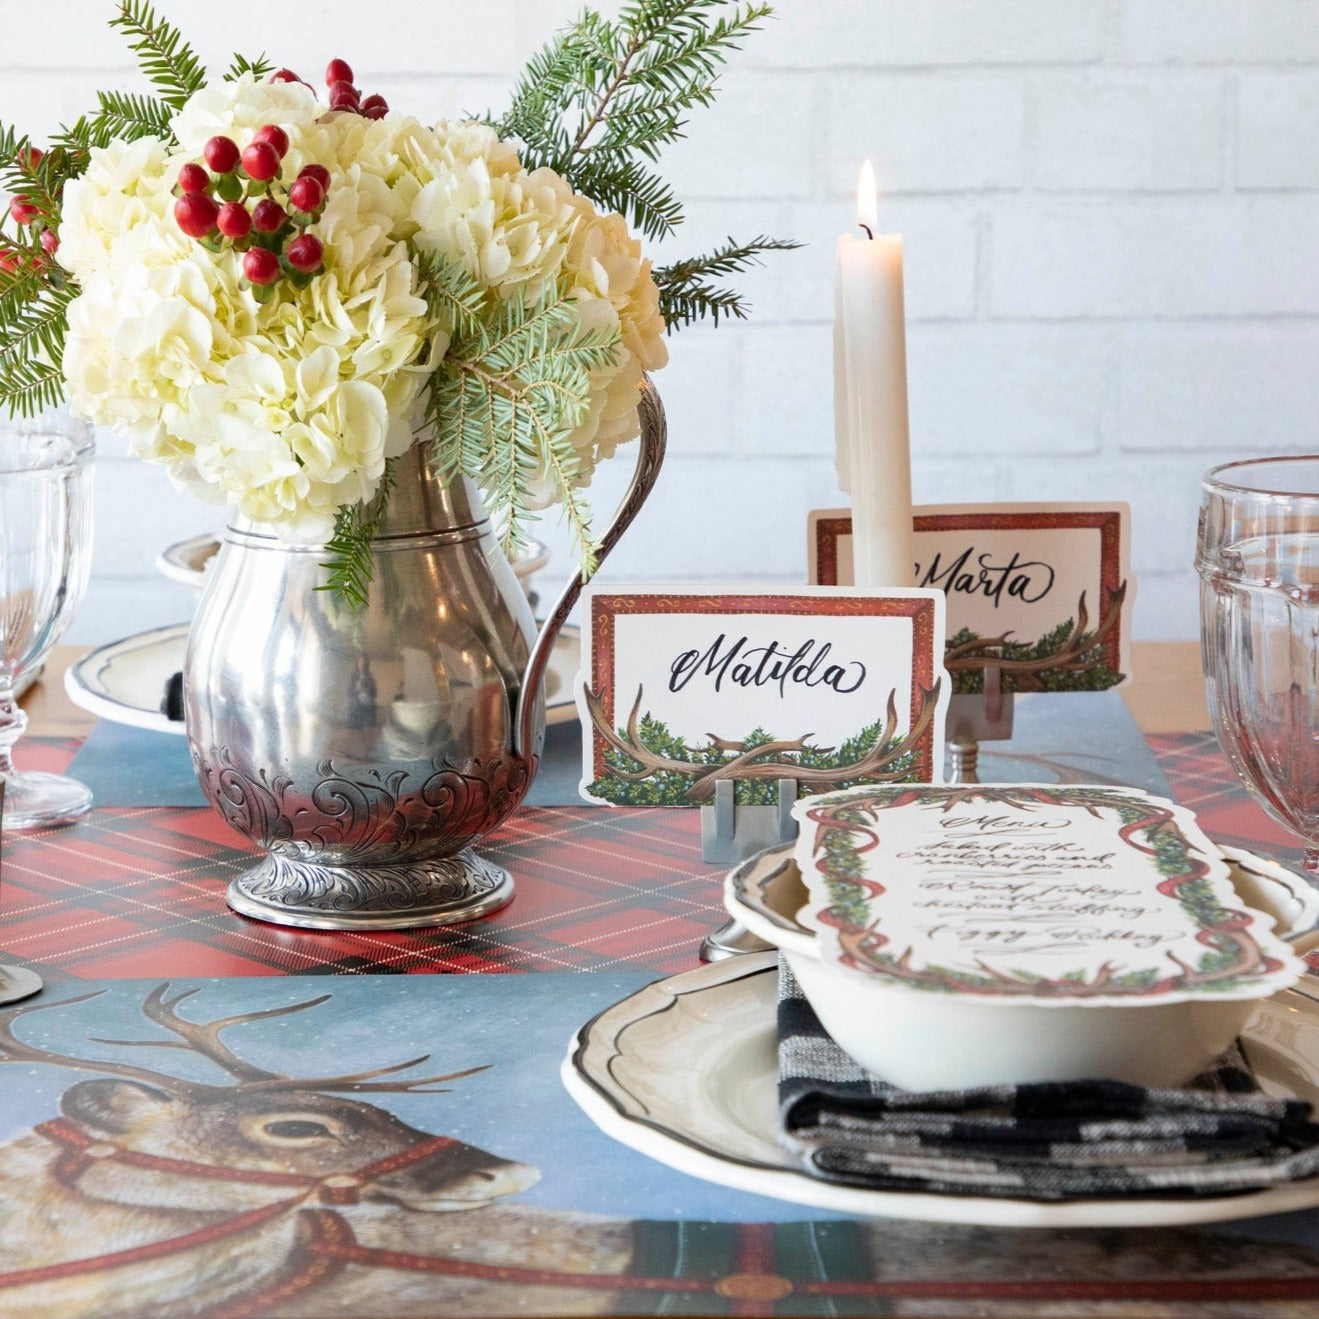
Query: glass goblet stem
[[0, 676, 27, 779]]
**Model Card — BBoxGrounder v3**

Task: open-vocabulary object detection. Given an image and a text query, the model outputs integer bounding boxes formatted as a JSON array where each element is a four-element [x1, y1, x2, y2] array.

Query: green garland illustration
[[943, 584, 1127, 694], [584, 683, 940, 805]]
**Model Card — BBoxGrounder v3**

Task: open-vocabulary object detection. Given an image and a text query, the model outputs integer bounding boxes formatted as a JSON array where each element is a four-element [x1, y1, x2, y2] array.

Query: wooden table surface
[[24, 640, 1211, 739]]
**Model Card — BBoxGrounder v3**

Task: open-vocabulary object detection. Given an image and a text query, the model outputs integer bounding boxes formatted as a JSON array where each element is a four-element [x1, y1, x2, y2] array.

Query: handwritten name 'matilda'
[[669, 634, 866, 696]]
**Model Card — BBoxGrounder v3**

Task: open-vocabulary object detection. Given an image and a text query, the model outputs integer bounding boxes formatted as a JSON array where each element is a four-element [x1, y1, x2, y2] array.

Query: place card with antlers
[[809, 503, 1131, 694], [576, 586, 948, 806]]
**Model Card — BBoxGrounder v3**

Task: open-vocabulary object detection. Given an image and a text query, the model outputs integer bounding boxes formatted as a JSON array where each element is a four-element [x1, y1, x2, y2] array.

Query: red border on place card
[[810, 506, 1127, 677], [588, 592, 941, 785]]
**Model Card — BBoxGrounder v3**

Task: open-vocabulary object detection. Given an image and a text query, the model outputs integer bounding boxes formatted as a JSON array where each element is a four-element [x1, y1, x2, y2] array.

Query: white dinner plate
[[563, 951, 1319, 1228], [66, 623, 582, 735]]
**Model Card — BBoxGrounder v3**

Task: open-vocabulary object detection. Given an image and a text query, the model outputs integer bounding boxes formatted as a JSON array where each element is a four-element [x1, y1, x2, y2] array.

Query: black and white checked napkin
[[778, 962, 1319, 1200]]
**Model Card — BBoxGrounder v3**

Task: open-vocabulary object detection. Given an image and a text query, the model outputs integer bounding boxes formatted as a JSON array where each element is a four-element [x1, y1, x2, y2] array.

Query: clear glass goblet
[[0, 413, 94, 829], [1197, 456, 1319, 879]]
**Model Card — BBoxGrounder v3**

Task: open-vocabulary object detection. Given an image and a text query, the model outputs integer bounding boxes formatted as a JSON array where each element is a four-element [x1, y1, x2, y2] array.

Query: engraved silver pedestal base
[[226, 847, 515, 931]]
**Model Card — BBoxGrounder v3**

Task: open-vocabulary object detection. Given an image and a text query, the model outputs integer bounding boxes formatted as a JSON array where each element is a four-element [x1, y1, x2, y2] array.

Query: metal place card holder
[[584, 680, 943, 963], [693, 685, 944, 961], [945, 666, 1014, 785], [700, 777, 796, 961]]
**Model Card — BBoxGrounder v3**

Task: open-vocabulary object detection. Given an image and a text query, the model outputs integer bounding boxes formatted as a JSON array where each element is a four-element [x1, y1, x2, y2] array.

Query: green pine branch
[[226, 53, 275, 82], [90, 89, 174, 143], [654, 234, 800, 328], [57, 113, 127, 153], [426, 281, 620, 566], [55, 0, 206, 155], [0, 123, 83, 417], [317, 459, 398, 610], [0, 129, 86, 232], [110, 0, 207, 111], [497, 1, 771, 235], [567, 152, 683, 241], [0, 279, 77, 416], [412, 249, 486, 339]]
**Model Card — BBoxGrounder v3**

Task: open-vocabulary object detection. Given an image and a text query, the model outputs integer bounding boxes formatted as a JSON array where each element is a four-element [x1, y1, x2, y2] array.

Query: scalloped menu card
[[791, 783, 1305, 1004]]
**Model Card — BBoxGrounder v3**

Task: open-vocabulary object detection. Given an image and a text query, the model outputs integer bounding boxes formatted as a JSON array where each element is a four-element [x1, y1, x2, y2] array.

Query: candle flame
[[856, 159, 878, 236]]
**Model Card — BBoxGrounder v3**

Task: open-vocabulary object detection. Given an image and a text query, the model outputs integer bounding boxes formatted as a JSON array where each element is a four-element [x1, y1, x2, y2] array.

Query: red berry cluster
[[2, 146, 59, 273], [172, 125, 329, 296], [270, 58, 388, 119]]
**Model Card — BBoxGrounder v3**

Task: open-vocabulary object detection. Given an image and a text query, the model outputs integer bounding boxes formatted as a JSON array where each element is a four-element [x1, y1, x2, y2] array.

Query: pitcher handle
[[514, 375, 667, 760]]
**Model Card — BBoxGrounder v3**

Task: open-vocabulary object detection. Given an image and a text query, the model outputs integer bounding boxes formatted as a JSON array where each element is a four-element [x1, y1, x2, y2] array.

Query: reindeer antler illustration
[[585, 681, 942, 803], [943, 583, 1126, 687], [0, 990, 205, 1098], [1, 985, 488, 1095]]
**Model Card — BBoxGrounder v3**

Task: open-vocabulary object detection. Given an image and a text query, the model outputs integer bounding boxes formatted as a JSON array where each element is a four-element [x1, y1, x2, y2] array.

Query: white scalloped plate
[[563, 951, 1319, 1228], [66, 623, 581, 735]]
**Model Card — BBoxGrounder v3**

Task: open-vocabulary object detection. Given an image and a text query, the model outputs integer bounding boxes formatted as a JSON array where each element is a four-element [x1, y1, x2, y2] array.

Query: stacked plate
[[563, 828, 1319, 1227]]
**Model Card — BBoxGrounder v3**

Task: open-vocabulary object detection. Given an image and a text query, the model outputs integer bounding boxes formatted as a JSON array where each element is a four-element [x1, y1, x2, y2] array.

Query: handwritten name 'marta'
[[669, 634, 866, 696], [916, 545, 1054, 608]]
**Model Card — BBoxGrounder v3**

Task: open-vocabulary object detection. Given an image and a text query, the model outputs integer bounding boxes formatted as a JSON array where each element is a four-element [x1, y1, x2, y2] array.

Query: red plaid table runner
[[0, 732, 1305, 983], [1, 777, 719, 982]]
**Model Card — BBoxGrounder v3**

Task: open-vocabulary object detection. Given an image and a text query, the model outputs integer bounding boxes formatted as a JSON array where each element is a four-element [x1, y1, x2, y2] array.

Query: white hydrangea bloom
[[170, 74, 321, 153], [56, 137, 175, 277], [56, 76, 667, 541], [60, 82, 432, 541]]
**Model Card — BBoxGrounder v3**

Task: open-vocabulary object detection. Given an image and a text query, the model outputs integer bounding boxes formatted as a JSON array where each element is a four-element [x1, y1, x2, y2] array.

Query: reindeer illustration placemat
[[9, 972, 1319, 1317], [576, 586, 949, 806], [0, 974, 819, 1223]]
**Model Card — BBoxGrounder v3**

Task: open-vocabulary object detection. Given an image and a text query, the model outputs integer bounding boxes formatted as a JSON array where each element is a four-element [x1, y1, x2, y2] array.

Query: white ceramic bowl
[[725, 842, 1317, 1092]]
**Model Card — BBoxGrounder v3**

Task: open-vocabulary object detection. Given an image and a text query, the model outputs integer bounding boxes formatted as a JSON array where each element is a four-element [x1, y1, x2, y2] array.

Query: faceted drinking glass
[[0, 414, 94, 828], [1197, 456, 1319, 877]]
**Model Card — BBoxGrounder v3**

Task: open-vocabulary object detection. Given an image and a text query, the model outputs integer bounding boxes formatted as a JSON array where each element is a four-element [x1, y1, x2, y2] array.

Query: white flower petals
[[57, 77, 667, 539]]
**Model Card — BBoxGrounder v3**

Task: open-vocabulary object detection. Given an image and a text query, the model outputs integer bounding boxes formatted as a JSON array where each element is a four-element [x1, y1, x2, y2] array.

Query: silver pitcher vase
[[186, 379, 666, 930]]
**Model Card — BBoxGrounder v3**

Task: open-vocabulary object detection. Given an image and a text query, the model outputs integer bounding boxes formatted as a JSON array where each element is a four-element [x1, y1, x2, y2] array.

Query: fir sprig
[[88, 89, 174, 143], [412, 250, 485, 340], [109, 0, 206, 111], [226, 53, 276, 82], [0, 125, 82, 417], [0, 280, 77, 416], [502, 1, 772, 172], [496, 1, 796, 324], [499, 0, 770, 242], [566, 153, 684, 242], [318, 460, 399, 611], [656, 234, 799, 328], [0, 129, 84, 232], [426, 279, 621, 564]]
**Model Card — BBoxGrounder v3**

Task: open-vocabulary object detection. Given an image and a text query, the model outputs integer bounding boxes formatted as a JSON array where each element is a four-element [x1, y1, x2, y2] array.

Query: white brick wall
[[5, 0, 1318, 643]]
